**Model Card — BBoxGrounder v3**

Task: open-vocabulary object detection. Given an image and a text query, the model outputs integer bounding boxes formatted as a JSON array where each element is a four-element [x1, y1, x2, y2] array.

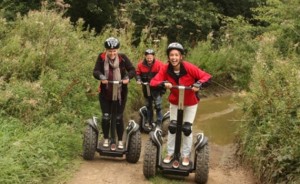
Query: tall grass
[[0, 10, 99, 183], [237, 36, 300, 183]]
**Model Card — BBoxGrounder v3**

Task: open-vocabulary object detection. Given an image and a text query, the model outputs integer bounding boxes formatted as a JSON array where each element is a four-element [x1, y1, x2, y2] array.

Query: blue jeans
[[146, 95, 162, 124]]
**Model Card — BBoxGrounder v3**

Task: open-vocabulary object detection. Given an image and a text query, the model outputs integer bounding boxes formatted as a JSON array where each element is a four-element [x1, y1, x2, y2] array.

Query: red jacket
[[136, 59, 164, 82], [136, 59, 164, 98], [150, 61, 211, 106]]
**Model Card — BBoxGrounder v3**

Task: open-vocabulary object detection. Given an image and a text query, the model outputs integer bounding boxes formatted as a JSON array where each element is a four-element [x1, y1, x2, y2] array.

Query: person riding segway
[[82, 37, 141, 163], [136, 49, 169, 133], [143, 42, 212, 183]]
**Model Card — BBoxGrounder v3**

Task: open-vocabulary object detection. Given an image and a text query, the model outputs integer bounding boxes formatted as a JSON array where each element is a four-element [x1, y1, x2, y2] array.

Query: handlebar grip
[[108, 80, 123, 84], [171, 85, 193, 90]]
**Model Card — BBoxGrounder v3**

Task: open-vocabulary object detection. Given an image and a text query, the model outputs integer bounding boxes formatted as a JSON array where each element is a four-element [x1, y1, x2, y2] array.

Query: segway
[[83, 80, 141, 163], [143, 85, 209, 184], [138, 82, 170, 135]]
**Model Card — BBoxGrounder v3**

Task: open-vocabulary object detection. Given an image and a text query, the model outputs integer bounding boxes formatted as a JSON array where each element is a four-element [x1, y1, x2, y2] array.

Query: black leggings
[[99, 94, 127, 141]]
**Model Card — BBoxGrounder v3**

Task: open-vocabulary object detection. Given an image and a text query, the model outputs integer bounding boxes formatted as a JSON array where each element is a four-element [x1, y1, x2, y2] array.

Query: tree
[[64, 0, 116, 32], [123, 0, 220, 45], [0, 0, 42, 20]]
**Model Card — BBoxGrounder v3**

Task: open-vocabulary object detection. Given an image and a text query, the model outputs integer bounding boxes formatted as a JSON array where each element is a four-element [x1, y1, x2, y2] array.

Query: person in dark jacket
[[93, 37, 136, 150], [150, 42, 212, 166], [136, 49, 164, 127]]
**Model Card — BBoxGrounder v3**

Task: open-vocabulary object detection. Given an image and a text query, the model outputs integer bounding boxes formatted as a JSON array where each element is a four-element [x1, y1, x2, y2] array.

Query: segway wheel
[[82, 125, 98, 160], [143, 140, 157, 178], [126, 131, 141, 163], [195, 143, 209, 184]]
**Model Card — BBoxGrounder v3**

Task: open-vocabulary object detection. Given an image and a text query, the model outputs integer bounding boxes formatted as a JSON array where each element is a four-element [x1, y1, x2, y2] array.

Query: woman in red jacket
[[150, 42, 211, 166]]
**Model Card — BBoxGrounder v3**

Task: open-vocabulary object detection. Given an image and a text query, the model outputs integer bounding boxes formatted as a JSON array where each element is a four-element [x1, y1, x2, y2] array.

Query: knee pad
[[182, 122, 192, 136], [168, 120, 177, 134], [102, 113, 110, 125]]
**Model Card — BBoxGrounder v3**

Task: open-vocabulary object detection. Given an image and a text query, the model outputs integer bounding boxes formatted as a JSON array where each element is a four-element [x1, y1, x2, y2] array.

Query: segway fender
[[139, 106, 148, 117], [125, 120, 140, 150], [162, 111, 170, 122], [86, 116, 99, 134], [194, 133, 208, 151], [139, 106, 152, 132], [149, 129, 163, 165], [126, 120, 140, 133], [149, 129, 163, 146]]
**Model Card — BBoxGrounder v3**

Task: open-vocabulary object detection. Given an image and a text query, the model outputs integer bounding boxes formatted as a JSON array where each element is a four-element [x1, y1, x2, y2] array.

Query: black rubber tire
[[82, 125, 98, 160], [126, 131, 141, 163], [195, 143, 209, 184], [143, 140, 158, 178]]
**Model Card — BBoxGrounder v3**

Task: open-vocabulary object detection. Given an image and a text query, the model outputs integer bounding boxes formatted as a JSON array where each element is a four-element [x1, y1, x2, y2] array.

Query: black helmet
[[144, 49, 155, 55], [166, 42, 184, 55], [104, 37, 120, 49]]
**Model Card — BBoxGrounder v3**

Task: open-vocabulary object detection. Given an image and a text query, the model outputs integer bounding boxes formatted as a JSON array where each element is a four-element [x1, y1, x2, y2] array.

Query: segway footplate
[[160, 160, 193, 176], [97, 142, 125, 157]]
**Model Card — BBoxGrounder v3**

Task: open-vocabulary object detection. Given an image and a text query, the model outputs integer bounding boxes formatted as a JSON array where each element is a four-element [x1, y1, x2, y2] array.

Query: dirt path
[[68, 134, 256, 184]]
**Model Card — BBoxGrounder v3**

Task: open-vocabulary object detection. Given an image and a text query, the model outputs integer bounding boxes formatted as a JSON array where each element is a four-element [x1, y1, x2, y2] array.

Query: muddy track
[[68, 133, 256, 184]]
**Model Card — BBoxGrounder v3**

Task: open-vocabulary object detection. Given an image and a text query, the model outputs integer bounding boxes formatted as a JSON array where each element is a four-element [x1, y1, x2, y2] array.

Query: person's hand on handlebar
[[101, 79, 108, 84], [192, 81, 202, 92], [164, 82, 173, 89], [192, 86, 200, 92], [122, 78, 130, 84]]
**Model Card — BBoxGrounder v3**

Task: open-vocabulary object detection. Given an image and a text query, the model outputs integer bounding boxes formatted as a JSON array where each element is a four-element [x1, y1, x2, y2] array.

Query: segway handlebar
[[140, 82, 149, 85], [171, 85, 193, 90], [170, 85, 193, 109], [139, 82, 151, 97], [108, 80, 123, 84], [107, 80, 123, 101]]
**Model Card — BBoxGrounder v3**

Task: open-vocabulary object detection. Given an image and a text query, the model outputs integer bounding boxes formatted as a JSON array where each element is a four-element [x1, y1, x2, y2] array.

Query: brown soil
[[68, 133, 257, 184]]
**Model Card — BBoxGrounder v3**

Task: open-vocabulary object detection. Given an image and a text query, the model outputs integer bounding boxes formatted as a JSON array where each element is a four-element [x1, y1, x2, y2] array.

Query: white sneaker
[[163, 155, 173, 164], [118, 141, 124, 149], [103, 139, 109, 147], [182, 157, 190, 166]]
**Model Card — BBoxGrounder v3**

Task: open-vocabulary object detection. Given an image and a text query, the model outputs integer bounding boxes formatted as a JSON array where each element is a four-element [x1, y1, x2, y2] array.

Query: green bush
[[0, 9, 100, 183], [238, 41, 300, 183]]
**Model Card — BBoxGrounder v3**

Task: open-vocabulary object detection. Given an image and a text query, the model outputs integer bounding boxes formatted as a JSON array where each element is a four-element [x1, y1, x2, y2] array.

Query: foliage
[[123, 0, 220, 45], [238, 35, 300, 183], [0, 0, 41, 20], [186, 15, 262, 89], [64, 0, 116, 32], [0, 9, 100, 183], [252, 0, 300, 56], [0, 118, 81, 184], [209, 0, 265, 18]]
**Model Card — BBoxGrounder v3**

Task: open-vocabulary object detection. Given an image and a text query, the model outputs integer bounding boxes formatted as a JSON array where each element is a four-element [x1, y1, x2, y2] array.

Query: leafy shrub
[[0, 9, 100, 183], [238, 41, 300, 183]]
